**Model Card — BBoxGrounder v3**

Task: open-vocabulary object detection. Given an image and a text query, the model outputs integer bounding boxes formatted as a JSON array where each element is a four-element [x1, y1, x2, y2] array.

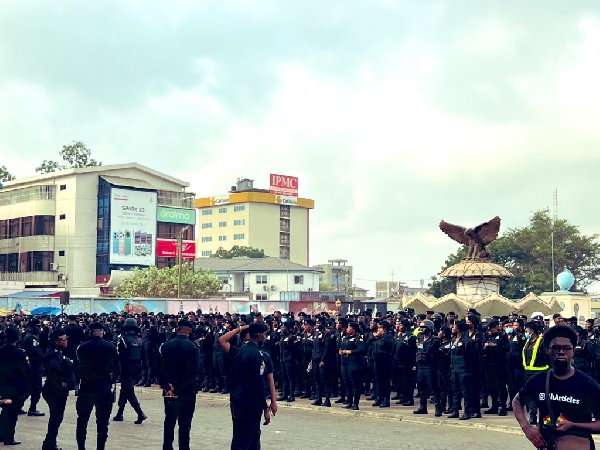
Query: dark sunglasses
[[550, 345, 573, 352]]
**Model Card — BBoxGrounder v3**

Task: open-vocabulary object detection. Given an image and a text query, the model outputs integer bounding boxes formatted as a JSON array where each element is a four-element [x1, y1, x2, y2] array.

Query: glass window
[[219, 235, 227, 241], [8, 253, 18, 272], [294, 275, 304, 285], [201, 250, 212, 257], [218, 207, 227, 213], [219, 221, 227, 227], [21, 216, 33, 237], [234, 219, 245, 226], [60, 184, 66, 191], [34, 216, 55, 236], [0, 220, 7, 239], [256, 275, 267, 284], [59, 250, 65, 256], [201, 236, 212, 242], [201, 209, 213, 216], [59, 214, 66, 220], [9, 218, 20, 238], [201, 223, 213, 229], [234, 233, 245, 240], [255, 294, 267, 300], [234, 205, 246, 212]]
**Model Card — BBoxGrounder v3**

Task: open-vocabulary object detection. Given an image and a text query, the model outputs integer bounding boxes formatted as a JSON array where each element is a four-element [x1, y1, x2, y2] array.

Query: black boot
[[112, 405, 125, 422], [413, 406, 428, 414], [133, 403, 147, 424], [484, 405, 499, 414]]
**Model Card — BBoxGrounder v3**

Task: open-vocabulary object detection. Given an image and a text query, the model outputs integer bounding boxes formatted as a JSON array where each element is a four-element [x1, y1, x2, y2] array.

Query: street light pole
[[177, 226, 190, 300]]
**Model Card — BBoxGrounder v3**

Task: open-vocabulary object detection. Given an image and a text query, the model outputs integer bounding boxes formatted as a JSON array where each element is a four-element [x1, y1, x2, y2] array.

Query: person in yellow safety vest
[[521, 321, 549, 426]]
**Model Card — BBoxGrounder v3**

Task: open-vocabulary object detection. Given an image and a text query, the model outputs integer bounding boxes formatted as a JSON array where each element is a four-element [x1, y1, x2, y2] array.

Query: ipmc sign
[[269, 174, 299, 197]]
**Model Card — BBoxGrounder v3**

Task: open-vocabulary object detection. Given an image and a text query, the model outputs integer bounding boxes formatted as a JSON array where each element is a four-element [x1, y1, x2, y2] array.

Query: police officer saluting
[[113, 318, 147, 424]]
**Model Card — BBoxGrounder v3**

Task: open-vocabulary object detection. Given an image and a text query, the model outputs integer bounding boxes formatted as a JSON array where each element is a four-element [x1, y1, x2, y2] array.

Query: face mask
[[506, 328, 514, 334], [525, 332, 531, 339]]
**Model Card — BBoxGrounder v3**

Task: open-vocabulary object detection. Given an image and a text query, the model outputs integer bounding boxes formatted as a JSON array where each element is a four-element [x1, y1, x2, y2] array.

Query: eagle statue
[[439, 216, 501, 261]]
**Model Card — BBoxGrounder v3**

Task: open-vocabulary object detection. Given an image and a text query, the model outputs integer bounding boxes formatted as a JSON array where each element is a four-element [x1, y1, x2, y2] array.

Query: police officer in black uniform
[[277, 321, 298, 402], [393, 319, 417, 406], [436, 326, 453, 414], [158, 319, 201, 450], [63, 315, 85, 396], [211, 316, 229, 394], [339, 322, 366, 410], [311, 317, 336, 407], [414, 319, 441, 415], [42, 328, 76, 450], [113, 318, 146, 424], [300, 319, 316, 400], [448, 321, 475, 420], [0, 327, 29, 446], [76, 321, 120, 450], [372, 321, 394, 408], [22, 319, 45, 417]]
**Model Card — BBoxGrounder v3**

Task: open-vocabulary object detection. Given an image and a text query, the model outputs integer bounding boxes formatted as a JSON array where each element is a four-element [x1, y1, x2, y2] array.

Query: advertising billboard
[[157, 206, 196, 225], [110, 188, 157, 266], [156, 239, 196, 259], [269, 174, 298, 197]]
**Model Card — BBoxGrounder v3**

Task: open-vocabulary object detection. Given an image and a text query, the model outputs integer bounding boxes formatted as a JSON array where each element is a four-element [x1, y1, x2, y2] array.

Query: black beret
[[248, 322, 268, 335], [88, 321, 104, 331], [378, 321, 391, 330], [49, 329, 66, 341], [4, 327, 20, 341], [426, 310, 434, 315], [68, 315, 78, 321], [28, 318, 41, 327], [178, 319, 194, 329], [487, 320, 498, 329]]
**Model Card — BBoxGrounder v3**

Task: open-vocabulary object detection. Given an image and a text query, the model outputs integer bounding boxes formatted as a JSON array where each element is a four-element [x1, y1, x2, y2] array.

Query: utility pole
[[177, 226, 190, 300]]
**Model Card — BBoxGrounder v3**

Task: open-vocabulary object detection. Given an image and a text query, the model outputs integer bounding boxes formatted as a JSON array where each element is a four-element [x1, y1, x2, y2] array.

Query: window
[[60, 184, 66, 191], [280, 218, 290, 232], [59, 250, 65, 257], [201, 250, 212, 257], [0, 185, 55, 207], [21, 216, 33, 237], [59, 214, 66, 220], [234, 205, 246, 212], [234, 233, 245, 240], [25, 251, 53, 272], [280, 205, 290, 217], [234, 219, 245, 226], [201, 209, 213, 216], [34, 216, 54, 236], [219, 235, 227, 241], [255, 294, 267, 301], [256, 275, 267, 284], [218, 221, 227, 227], [279, 233, 290, 245], [156, 257, 177, 269], [294, 275, 304, 285], [9, 218, 20, 238], [201, 223, 213, 229], [157, 223, 194, 240], [280, 246, 290, 259], [201, 237, 212, 243], [218, 207, 227, 213]]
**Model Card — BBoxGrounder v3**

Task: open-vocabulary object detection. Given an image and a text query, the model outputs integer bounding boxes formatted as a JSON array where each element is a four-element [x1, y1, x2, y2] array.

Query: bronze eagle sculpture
[[439, 216, 501, 261]]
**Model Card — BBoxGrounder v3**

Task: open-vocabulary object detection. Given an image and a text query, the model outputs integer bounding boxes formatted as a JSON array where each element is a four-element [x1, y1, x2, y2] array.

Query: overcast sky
[[2, 1, 600, 295]]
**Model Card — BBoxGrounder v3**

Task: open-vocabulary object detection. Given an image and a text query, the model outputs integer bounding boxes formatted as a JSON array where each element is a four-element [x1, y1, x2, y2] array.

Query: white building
[[194, 256, 322, 302], [0, 164, 195, 296]]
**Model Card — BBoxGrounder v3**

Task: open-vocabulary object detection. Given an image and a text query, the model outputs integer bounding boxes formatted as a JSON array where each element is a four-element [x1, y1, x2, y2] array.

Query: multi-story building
[[195, 178, 314, 265], [313, 259, 353, 291], [0, 163, 195, 295], [375, 280, 428, 300]]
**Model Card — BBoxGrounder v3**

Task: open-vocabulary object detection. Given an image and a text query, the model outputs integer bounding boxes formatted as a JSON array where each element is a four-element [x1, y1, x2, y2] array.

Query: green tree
[[427, 209, 600, 298], [319, 282, 334, 292], [211, 245, 266, 258], [35, 140, 102, 174], [0, 166, 15, 182], [114, 265, 222, 299]]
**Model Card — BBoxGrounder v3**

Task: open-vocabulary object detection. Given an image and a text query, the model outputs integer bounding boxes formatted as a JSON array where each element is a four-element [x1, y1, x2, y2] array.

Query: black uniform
[[114, 330, 146, 422], [76, 335, 120, 450], [63, 322, 86, 394], [372, 331, 395, 407], [449, 334, 475, 418], [415, 334, 441, 414], [0, 343, 29, 444], [339, 332, 366, 409], [436, 338, 453, 413], [21, 330, 43, 414], [42, 346, 76, 450], [212, 325, 229, 393], [311, 327, 336, 405], [393, 332, 417, 405], [299, 331, 315, 398], [506, 330, 526, 403], [230, 341, 269, 449], [279, 331, 298, 401], [481, 331, 510, 414], [158, 334, 201, 450]]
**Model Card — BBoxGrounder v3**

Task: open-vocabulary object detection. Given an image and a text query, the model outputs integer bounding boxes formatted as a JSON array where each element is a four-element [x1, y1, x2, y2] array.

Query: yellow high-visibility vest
[[522, 336, 549, 371]]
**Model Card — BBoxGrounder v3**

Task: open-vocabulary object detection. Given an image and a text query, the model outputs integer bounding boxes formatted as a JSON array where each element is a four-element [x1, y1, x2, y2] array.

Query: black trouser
[[367, 357, 376, 395], [200, 353, 214, 389], [336, 356, 345, 398], [416, 366, 439, 409], [437, 368, 452, 411], [0, 386, 23, 442], [300, 353, 313, 395], [28, 365, 43, 411], [484, 363, 507, 409], [230, 404, 262, 450], [282, 361, 296, 398], [213, 352, 227, 390], [525, 372, 539, 422], [394, 364, 414, 400], [117, 374, 143, 415], [76, 390, 113, 450], [341, 360, 363, 406], [451, 370, 471, 414], [469, 365, 482, 414], [163, 395, 196, 450], [42, 388, 67, 450], [507, 364, 525, 403], [374, 360, 392, 403]]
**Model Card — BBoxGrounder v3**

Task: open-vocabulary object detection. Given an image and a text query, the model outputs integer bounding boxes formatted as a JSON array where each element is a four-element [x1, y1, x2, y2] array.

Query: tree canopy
[[0, 166, 15, 183], [113, 265, 222, 299], [35, 140, 102, 174], [427, 209, 600, 298], [211, 245, 266, 259]]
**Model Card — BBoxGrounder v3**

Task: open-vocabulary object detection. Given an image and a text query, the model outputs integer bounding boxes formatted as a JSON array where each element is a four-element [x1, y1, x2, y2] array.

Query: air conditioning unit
[[270, 285, 277, 291], [263, 285, 269, 291], [50, 263, 59, 271]]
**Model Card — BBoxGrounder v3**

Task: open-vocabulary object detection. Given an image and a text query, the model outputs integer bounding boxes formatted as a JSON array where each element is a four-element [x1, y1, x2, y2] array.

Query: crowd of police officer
[[1, 307, 600, 447]]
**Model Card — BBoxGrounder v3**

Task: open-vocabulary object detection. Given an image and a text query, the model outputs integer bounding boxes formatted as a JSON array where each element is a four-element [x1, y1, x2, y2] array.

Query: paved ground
[[12, 387, 539, 449]]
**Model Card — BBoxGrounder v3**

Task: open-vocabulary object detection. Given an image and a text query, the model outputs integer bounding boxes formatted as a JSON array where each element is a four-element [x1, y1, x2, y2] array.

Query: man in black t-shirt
[[513, 325, 600, 449]]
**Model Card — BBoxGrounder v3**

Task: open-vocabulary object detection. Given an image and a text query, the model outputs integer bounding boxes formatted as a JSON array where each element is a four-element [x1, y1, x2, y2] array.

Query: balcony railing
[[0, 271, 60, 285]]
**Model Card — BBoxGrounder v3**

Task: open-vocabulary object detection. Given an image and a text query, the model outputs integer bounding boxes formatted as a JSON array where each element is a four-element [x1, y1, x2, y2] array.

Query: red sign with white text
[[269, 174, 298, 197], [156, 239, 196, 259]]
